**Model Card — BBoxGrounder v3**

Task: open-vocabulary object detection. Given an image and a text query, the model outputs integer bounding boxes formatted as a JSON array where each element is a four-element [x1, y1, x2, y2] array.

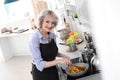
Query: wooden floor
[[0, 56, 32, 80]]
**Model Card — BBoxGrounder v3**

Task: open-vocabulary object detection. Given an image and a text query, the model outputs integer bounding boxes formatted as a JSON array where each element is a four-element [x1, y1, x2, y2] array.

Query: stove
[[58, 57, 100, 80]]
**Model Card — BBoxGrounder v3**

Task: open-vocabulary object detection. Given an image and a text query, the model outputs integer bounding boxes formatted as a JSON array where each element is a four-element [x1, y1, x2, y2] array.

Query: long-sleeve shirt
[[29, 29, 56, 71]]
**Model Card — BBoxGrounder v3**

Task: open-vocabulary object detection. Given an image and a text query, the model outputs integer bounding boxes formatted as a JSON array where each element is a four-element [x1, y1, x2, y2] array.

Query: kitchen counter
[[0, 30, 35, 61], [56, 38, 86, 59], [0, 30, 34, 38], [0, 30, 84, 61]]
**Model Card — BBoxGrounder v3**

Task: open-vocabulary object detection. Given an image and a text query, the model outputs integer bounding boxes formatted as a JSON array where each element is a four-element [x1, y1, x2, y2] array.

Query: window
[[5, 0, 34, 19], [0, 0, 33, 22]]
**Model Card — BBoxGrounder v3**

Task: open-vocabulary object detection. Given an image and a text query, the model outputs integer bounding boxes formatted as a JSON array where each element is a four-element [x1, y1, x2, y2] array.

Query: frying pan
[[65, 63, 89, 77]]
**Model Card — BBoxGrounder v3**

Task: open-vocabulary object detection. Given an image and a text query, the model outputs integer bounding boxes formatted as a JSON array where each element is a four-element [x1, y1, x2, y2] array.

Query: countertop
[[56, 38, 86, 59], [0, 30, 34, 38]]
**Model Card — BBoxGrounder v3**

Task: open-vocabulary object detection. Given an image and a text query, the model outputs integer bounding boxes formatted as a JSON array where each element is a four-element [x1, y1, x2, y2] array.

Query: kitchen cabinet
[[0, 37, 13, 61], [8, 32, 33, 56], [0, 30, 34, 61]]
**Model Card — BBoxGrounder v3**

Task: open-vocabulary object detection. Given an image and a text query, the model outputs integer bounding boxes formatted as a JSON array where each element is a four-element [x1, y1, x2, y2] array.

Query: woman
[[29, 9, 72, 80]]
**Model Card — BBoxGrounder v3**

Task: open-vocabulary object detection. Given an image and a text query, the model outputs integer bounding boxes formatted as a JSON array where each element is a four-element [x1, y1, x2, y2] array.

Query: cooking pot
[[57, 28, 70, 40], [90, 55, 100, 70]]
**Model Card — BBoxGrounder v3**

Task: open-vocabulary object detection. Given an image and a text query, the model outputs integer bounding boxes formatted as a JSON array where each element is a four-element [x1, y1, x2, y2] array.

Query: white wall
[[87, 0, 120, 80]]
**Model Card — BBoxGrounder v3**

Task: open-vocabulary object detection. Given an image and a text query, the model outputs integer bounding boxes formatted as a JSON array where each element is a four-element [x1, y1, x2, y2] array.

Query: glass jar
[[68, 43, 77, 51]]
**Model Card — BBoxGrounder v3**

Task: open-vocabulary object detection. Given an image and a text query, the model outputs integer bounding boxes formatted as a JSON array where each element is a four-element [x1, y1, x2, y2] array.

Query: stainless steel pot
[[90, 55, 100, 70], [57, 28, 70, 40]]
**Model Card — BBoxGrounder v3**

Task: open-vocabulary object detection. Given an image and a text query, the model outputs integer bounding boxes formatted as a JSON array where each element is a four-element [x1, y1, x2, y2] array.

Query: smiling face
[[41, 14, 57, 32]]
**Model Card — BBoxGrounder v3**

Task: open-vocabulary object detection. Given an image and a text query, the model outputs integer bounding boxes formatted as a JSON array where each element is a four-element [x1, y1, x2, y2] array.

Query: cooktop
[[59, 57, 100, 80]]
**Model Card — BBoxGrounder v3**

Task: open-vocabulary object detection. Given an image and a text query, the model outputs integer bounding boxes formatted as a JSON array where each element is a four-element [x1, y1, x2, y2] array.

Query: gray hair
[[37, 9, 58, 28]]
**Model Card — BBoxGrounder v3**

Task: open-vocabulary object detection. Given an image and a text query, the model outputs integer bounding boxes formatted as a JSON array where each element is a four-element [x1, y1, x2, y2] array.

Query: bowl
[[65, 63, 89, 77]]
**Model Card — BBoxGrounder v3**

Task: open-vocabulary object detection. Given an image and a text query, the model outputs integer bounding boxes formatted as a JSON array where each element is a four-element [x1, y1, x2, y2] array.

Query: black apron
[[32, 39, 59, 80]]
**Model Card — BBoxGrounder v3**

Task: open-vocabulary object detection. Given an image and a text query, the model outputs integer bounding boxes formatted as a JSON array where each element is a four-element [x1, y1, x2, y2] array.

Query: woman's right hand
[[59, 58, 72, 65]]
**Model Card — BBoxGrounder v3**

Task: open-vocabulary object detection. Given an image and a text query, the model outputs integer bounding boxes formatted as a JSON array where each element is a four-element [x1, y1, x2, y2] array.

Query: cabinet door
[[31, 0, 48, 16]]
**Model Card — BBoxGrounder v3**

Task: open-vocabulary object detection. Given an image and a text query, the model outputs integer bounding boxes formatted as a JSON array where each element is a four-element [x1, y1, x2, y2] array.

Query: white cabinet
[[8, 33, 32, 56], [0, 31, 34, 61], [0, 37, 13, 61]]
